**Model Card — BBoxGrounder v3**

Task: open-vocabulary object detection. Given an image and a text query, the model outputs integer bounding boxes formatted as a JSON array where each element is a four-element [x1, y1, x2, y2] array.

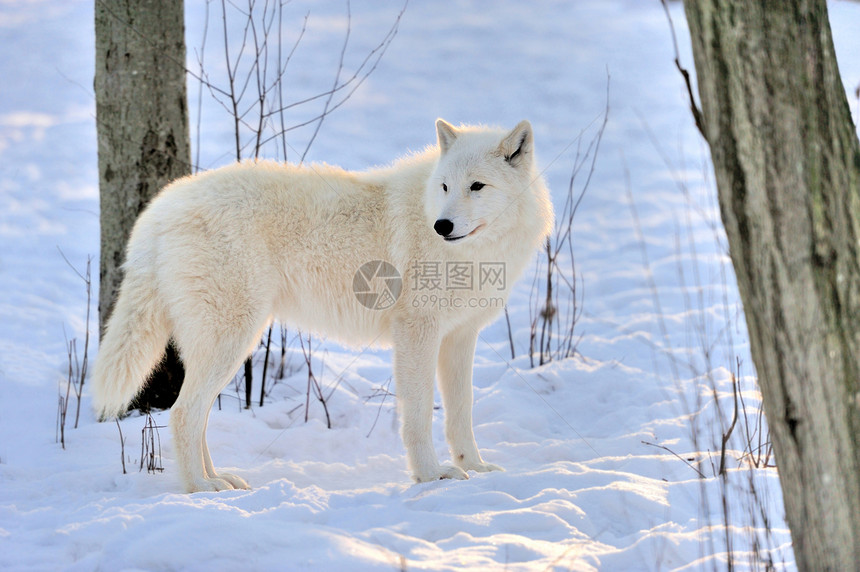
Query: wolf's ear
[[436, 119, 459, 155], [499, 120, 533, 169]]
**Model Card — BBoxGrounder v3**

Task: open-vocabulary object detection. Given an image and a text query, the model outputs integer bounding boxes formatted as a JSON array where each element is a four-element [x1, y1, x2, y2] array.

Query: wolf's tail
[[91, 268, 171, 420]]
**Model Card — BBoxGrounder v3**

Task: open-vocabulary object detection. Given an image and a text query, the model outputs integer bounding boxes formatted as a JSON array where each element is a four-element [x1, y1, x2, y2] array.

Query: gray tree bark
[[684, 1, 860, 569], [95, 0, 189, 410]]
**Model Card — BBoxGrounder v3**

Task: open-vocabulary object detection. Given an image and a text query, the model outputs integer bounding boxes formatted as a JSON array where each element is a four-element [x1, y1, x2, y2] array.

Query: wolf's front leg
[[393, 320, 468, 482], [437, 325, 503, 474]]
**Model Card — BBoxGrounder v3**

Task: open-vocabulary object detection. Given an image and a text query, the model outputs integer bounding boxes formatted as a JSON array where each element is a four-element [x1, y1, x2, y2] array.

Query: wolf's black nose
[[434, 219, 454, 237]]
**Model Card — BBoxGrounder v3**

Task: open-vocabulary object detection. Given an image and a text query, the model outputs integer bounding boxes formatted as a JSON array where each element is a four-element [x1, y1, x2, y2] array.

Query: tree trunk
[[683, 1, 860, 568], [95, 0, 189, 411]]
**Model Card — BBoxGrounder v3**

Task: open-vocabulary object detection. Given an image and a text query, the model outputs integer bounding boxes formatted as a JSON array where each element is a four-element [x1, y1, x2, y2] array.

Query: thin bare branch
[[660, 0, 706, 138]]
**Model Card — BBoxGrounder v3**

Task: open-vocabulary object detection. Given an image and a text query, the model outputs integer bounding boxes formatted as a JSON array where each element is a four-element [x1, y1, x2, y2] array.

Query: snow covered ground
[[2, 0, 860, 569]]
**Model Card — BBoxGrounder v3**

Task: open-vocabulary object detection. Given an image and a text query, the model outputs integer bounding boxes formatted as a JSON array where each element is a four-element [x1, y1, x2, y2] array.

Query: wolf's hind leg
[[171, 311, 265, 492], [171, 360, 244, 492], [202, 413, 249, 490]]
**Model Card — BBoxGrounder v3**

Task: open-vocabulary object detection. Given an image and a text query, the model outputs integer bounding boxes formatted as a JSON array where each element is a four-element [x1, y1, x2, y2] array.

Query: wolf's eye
[[442, 183, 448, 192], [470, 182, 485, 191]]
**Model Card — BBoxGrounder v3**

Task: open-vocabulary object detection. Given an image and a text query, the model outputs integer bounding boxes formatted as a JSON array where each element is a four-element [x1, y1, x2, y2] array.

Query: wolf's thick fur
[[92, 119, 553, 492]]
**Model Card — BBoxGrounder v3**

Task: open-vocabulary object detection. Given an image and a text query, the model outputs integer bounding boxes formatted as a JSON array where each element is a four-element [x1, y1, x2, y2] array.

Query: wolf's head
[[426, 119, 550, 246]]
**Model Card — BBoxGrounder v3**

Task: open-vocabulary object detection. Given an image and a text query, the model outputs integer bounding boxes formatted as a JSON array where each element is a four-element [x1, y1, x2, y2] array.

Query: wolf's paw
[[454, 454, 505, 474], [466, 461, 504, 474], [217, 472, 250, 490], [188, 473, 250, 493], [188, 477, 237, 493], [413, 464, 469, 483]]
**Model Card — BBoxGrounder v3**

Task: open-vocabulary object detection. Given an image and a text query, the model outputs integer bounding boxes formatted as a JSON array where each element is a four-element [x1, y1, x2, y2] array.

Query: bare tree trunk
[[683, 1, 860, 568], [95, 0, 189, 411]]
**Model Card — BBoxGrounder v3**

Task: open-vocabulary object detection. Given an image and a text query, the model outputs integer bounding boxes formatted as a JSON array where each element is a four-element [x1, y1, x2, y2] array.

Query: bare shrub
[[140, 413, 165, 474], [526, 81, 609, 367], [56, 253, 92, 449]]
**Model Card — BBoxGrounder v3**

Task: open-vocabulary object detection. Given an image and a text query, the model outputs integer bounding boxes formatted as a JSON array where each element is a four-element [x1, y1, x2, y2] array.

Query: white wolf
[[92, 119, 553, 492]]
